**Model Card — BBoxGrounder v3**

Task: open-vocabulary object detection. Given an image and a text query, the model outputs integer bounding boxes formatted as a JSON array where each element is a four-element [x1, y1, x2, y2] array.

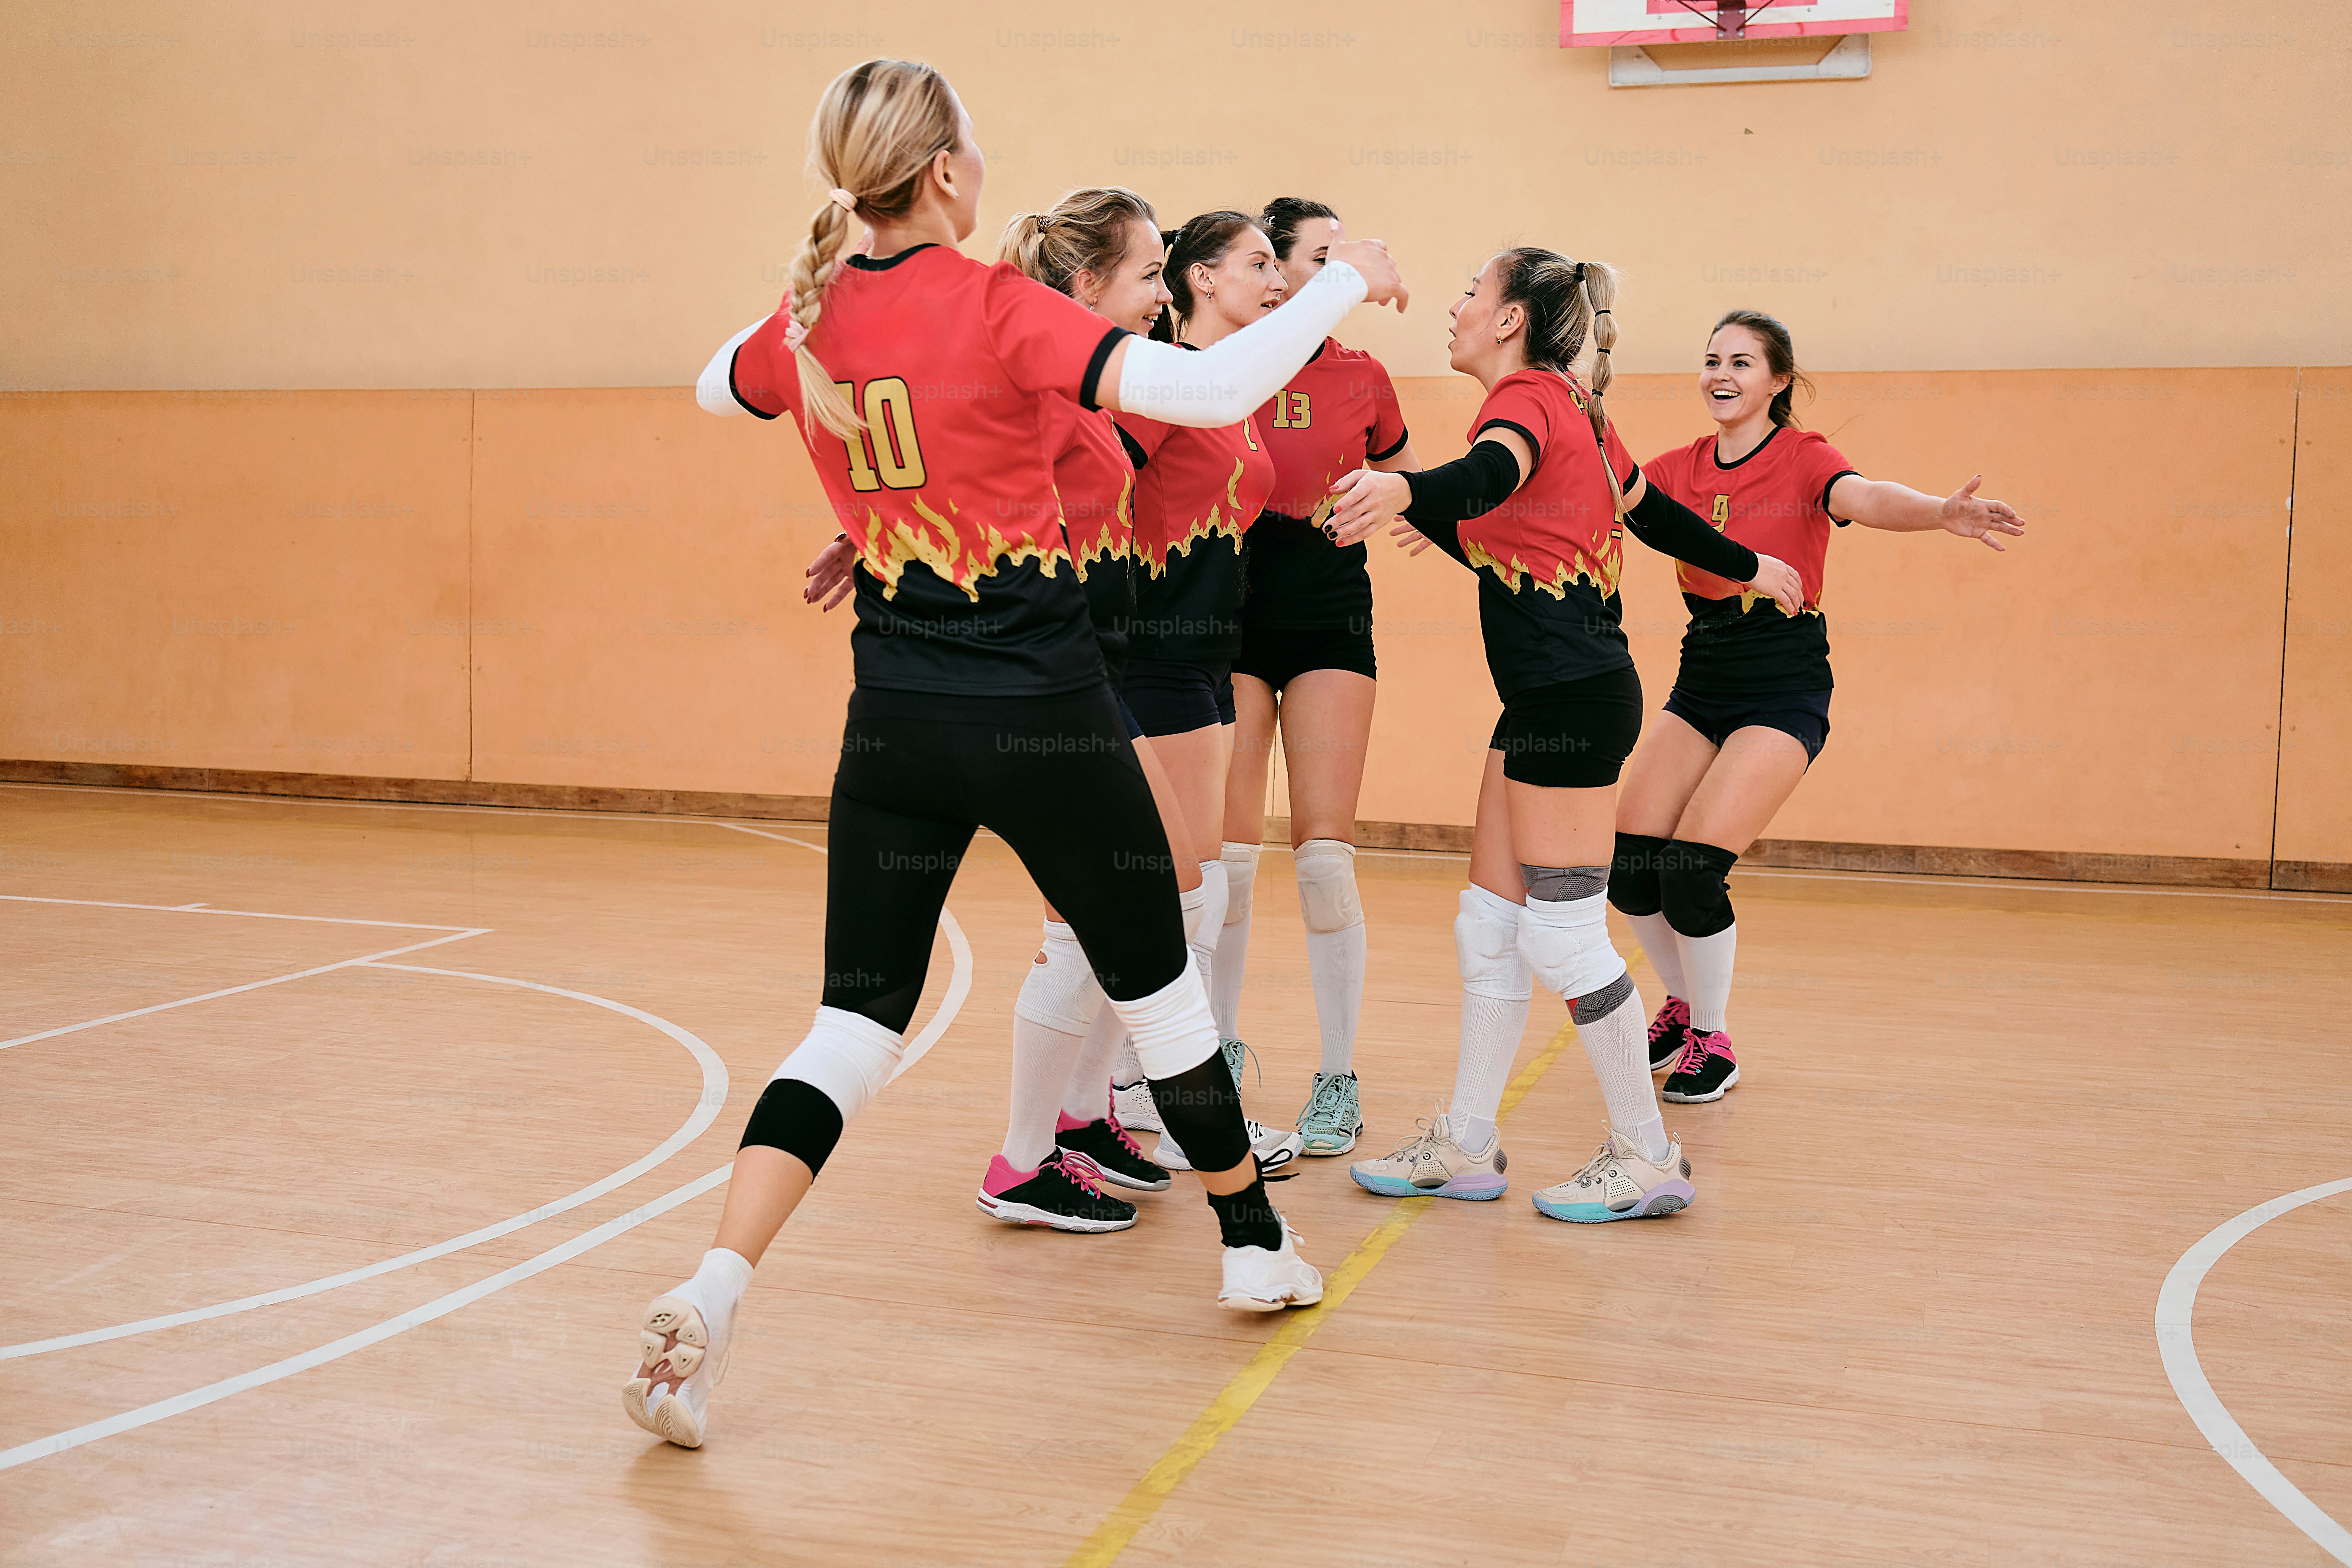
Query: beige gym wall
[[3, 0, 2346, 886]]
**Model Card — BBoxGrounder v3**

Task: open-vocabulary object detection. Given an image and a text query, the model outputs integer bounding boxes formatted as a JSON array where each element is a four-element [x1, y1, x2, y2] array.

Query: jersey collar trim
[[846, 244, 938, 272], [1711, 425, 1782, 471]]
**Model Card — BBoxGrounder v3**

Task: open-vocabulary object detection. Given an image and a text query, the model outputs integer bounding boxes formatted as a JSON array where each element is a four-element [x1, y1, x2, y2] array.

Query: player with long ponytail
[[1324, 247, 1799, 1223], [635, 58, 1409, 1449]]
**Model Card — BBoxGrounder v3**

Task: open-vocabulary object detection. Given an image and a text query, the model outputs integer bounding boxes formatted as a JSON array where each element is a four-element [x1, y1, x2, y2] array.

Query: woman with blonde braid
[[627, 58, 1409, 1449]]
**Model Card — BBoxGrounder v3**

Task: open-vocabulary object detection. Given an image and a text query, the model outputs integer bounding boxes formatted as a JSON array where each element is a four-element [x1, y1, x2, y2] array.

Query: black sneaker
[[1055, 1113, 1173, 1191], [1661, 1028, 1740, 1104], [1647, 995, 1690, 1073], [975, 1150, 1137, 1232]]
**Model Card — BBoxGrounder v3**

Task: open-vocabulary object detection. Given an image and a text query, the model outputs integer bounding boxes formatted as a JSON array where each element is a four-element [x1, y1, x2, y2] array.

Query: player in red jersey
[[1106, 210, 1309, 1175], [624, 58, 1408, 1449], [1213, 197, 1420, 1159], [1610, 310, 2022, 1103], [1324, 248, 1800, 1224]]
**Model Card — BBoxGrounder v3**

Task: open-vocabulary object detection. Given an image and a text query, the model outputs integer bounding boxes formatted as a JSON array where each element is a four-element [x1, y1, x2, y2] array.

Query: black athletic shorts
[[1231, 620, 1377, 693], [1662, 685, 1832, 765], [1487, 667, 1645, 788], [1121, 658, 1236, 736]]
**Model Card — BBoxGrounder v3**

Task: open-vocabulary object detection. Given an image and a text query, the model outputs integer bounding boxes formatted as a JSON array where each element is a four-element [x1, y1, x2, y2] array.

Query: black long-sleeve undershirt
[[1624, 481, 1760, 583], [1399, 439, 1760, 585]]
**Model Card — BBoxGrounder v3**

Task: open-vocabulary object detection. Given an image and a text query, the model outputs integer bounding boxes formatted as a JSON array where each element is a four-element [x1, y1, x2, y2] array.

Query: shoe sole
[[974, 1192, 1136, 1232], [1530, 1181, 1696, 1223], [625, 1295, 713, 1448], [1218, 1281, 1326, 1313], [1299, 1126, 1361, 1156], [1347, 1168, 1507, 1200], [1661, 1064, 1740, 1104]]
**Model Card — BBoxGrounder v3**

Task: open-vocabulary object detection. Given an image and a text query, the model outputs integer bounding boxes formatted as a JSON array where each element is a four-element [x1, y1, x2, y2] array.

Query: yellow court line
[[1059, 1017, 1580, 1568]]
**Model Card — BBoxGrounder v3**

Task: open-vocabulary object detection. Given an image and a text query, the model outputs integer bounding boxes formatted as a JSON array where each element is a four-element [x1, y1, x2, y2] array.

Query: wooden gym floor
[[2, 781, 2347, 1568]]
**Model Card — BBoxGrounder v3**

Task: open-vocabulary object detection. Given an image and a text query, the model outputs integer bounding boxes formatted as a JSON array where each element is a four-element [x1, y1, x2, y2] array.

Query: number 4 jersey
[[726, 243, 1129, 696]]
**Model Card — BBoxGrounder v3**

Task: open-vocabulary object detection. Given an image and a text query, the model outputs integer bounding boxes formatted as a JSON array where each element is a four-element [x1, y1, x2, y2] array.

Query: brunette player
[[1211, 197, 1420, 1158], [626, 58, 1408, 1449], [1108, 210, 1308, 1175], [1324, 249, 1798, 1222], [1611, 310, 2021, 1103]]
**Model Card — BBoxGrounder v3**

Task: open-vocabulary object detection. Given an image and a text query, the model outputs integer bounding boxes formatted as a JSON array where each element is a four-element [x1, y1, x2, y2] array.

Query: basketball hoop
[[1561, 0, 1906, 86]]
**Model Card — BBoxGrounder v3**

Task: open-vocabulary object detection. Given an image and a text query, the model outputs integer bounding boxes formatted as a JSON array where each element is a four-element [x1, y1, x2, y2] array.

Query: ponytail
[[1496, 246, 1625, 512], [792, 58, 960, 438], [999, 186, 1158, 298]]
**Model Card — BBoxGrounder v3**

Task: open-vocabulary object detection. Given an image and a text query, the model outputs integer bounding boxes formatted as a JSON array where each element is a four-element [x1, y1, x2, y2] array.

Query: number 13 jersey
[[727, 242, 1130, 696]]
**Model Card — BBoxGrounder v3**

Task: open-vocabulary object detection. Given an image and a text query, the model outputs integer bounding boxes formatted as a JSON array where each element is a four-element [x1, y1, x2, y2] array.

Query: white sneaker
[[1158, 1117, 1303, 1177], [1111, 1077, 1163, 1135], [623, 1287, 734, 1449], [1218, 1221, 1324, 1313]]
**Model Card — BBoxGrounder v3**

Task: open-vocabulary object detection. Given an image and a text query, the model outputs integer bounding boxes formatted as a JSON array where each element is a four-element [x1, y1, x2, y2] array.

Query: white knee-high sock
[[1626, 911, 1687, 1001], [1062, 1003, 1126, 1121], [1210, 841, 1259, 1040], [1004, 920, 1103, 1167], [1186, 859, 1228, 985], [1575, 980, 1667, 1161], [1295, 839, 1366, 1076], [1677, 923, 1737, 1033], [1449, 883, 1531, 1151]]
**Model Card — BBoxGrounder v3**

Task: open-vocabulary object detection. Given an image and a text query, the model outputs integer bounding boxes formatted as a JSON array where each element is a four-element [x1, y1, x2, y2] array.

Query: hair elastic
[[828, 187, 857, 212], [1592, 308, 1612, 318]]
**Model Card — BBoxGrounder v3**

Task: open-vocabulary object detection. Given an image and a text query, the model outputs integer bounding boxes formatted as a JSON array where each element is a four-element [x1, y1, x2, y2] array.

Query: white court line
[[0, 965, 728, 1362], [2157, 1178, 2352, 1564], [0, 892, 475, 930], [0, 1160, 737, 1473], [0, 927, 489, 1053], [714, 818, 970, 1082]]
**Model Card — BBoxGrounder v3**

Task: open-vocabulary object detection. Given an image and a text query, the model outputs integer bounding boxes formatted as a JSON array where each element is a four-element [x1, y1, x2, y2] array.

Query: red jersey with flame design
[[1419, 370, 1640, 698], [1641, 425, 1860, 694], [1043, 397, 1137, 685], [1247, 338, 1410, 630], [727, 243, 1128, 696], [1114, 399, 1275, 664]]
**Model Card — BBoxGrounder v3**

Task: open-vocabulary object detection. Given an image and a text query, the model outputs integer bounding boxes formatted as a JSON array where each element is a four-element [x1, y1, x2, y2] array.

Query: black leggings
[[822, 685, 1187, 1032]]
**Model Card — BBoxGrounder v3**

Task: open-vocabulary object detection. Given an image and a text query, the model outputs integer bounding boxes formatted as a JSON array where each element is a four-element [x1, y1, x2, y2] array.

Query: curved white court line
[[0, 1159, 737, 1472], [0, 966, 727, 1362], [0, 892, 978, 1467], [2157, 1177, 2352, 1565], [0, 927, 489, 1053], [0, 892, 477, 930]]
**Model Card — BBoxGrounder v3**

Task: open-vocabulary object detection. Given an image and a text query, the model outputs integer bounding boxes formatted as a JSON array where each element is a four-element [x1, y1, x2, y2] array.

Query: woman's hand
[[803, 533, 856, 611], [1325, 467, 1413, 545], [1328, 239, 1408, 314], [1388, 519, 1434, 557], [1744, 553, 1804, 617], [1940, 474, 2025, 551]]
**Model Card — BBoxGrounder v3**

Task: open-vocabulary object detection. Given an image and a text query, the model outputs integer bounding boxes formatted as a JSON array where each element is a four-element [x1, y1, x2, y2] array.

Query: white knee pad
[[1516, 890, 1629, 1002], [1012, 919, 1106, 1036], [771, 1005, 907, 1124], [1294, 838, 1364, 934], [1455, 884, 1533, 1002], [1105, 955, 1221, 1079], [1220, 840, 1261, 926]]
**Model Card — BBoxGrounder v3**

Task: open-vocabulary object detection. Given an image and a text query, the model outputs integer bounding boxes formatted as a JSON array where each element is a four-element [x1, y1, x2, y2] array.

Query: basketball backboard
[[1563, 0, 1906, 84]]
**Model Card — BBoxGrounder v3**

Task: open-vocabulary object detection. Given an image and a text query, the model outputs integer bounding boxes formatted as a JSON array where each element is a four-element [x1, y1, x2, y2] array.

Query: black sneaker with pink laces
[[975, 1149, 1138, 1232], [1662, 1027, 1740, 1103], [1055, 1111, 1172, 1192]]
